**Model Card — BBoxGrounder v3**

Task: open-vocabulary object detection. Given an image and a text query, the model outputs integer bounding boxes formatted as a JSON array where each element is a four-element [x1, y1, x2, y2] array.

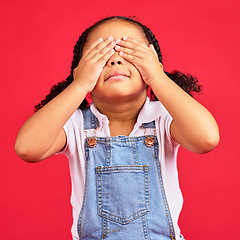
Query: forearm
[[150, 71, 219, 153], [113, 36, 219, 152], [15, 82, 88, 159], [15, 37, 118, 161]]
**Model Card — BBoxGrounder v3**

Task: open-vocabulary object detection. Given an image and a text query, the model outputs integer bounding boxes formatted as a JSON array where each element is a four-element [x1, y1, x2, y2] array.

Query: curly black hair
[[34, 16, 202, 111]]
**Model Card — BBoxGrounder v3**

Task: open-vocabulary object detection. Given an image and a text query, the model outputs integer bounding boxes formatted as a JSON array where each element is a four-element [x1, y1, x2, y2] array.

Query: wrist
[[68, 81, 90, 99], [71, 80, 92, 94], [148, 69, 167, 89]]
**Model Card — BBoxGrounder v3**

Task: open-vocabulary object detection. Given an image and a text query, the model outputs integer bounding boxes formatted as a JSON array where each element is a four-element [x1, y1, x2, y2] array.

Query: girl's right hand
[[15, 37, 116, 163], [73, 37, 116, 93]]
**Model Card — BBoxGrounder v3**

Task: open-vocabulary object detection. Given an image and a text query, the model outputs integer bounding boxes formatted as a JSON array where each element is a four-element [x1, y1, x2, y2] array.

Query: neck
[[92, 95, 147, 136]]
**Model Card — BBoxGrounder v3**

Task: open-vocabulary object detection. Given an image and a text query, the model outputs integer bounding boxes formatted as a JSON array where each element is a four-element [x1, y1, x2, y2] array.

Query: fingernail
[[115, 45, 120, 50], [98, 38, 103, 42], [110, 49, 115, 54], [119, 51, 124, 56], [111, 41, 116, 45], [108, 36, 114, 41], [116, 39, 121, 44], [123, 36, 128, 40]]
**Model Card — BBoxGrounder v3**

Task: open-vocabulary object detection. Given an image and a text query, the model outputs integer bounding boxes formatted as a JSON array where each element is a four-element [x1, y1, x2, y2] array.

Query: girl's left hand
[[115, 36, 165, 86]]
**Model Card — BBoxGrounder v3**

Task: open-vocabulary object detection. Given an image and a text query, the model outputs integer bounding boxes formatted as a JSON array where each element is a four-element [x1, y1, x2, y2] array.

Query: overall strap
[[142, 121, 155, 128], [82, 107, 98, 130], [82, 107, 155, 130]]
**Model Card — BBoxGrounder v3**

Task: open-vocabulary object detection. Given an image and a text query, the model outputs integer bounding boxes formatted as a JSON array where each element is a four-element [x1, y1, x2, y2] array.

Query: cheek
[[130, 66, 143, 81], [127, 62, 141, 76], [96, 68, 105, 82]]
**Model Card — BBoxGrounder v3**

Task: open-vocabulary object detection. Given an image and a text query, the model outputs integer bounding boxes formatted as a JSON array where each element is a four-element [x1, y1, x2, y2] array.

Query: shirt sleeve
[[56, 109, 83, 157], [163, 110, 180, 151]]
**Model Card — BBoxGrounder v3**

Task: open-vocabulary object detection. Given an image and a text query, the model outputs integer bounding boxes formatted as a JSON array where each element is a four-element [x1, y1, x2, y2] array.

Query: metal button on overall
[[78, 107, 175, 240]]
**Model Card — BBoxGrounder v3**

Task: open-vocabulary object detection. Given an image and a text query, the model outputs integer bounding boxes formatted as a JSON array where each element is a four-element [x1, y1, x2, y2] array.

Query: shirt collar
[[90, 97, 165, 129], [90, 103, 109, 130], [136, 97, 165, 125]]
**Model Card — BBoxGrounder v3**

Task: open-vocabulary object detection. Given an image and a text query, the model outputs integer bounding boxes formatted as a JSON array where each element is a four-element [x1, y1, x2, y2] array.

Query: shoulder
[[65, 108, 83, 127], [60, 108, 84, 156], [148, 100, 171, 121], [150, 101, 179, 149], [138, 98, 167, 124], [70, 108, 83, 121], [63, 108, 84, 139]]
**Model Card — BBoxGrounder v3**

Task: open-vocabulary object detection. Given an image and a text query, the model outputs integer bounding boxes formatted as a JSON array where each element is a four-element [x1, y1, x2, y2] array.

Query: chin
[[91, 85, 148, 103]]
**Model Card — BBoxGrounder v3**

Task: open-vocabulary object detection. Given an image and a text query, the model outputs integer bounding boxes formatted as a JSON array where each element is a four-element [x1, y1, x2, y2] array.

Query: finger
[[91, 40, 116, 62], [82, 38, 104, 58], [116, 36, 149, 51], [96, 48, 116, 64], [115, 45, 145, 59], [84, 36, 116, 59], [122, 36, 149, 49], [118, 51, 141, 65]]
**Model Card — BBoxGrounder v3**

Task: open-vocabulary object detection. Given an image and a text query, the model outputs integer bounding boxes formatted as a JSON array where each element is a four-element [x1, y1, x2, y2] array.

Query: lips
[[105, 70, 129, 81]]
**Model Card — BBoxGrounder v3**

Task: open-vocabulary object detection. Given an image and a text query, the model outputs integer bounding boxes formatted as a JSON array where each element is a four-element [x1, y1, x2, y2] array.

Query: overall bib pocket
[[96, 165, 150, 225]]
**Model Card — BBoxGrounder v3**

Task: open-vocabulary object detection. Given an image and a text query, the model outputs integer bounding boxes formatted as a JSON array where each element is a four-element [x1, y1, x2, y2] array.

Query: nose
[[107, 52, 124, 66]]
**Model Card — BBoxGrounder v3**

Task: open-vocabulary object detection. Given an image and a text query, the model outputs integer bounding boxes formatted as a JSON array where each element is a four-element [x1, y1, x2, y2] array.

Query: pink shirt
[[60, 97, 183, 240]]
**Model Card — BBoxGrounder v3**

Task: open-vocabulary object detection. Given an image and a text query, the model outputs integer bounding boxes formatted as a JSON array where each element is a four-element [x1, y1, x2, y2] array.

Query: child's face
[[83, 20, 149, 103]]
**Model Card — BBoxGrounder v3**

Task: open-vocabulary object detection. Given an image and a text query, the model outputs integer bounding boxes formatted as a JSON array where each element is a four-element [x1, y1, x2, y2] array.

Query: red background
[[1, 0, 239, 239]]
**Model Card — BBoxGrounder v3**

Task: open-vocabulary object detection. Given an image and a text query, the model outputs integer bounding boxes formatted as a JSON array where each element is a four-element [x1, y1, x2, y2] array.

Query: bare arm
[[150, 73, 220, 153], [15, 83, 87, 162], [15, 37, 117, 162], [115, 37, 220, 153]]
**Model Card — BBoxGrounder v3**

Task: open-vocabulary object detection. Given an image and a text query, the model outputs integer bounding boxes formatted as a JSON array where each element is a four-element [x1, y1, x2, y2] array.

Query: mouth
[[105, 70, 130, 82]]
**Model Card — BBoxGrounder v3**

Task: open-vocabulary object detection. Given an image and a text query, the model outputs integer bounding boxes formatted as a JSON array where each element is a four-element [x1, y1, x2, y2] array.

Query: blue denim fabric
[[78, 108, 177, 240]]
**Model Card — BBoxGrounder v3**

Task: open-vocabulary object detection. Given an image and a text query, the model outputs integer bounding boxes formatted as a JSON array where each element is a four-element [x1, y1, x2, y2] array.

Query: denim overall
[[77, 107, 176, 240]]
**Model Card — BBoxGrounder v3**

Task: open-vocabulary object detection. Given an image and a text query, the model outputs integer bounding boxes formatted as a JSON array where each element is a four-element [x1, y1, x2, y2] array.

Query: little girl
[[15, 16, 219, 240]]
